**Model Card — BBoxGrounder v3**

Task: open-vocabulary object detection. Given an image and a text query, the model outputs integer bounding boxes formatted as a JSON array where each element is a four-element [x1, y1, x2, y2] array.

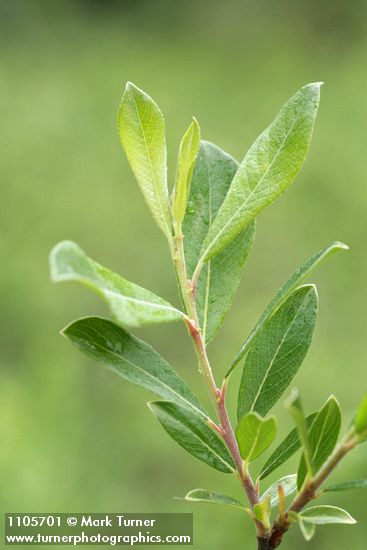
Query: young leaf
[[172, 118, 201, 228], [354, 392, 367, 441], [183, 141, 255, 343], [62, 316, 204, 414], [286, 390, 313, 477], [183, 489, 246, 510], [299, 505, 356, 525], [261, 475, 297, 507], [259, 413, 317, 480], [50, 241, 184, 327], [298, 396, 341, 489], [148, 401, 235, 474], [253, 496, 271, 531], [236, 412, 276, 465], [238, 285, 318, 419], [299, 520, 316, 541], [199, 83, 322, 262], [118, 82, 171, 238], [324, 479, 367, 493]]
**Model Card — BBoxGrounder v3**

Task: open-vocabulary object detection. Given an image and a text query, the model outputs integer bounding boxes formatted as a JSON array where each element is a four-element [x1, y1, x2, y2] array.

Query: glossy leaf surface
[[183, 141, 255, 343], [238, 285, 318, 418], [149, 401, 235, 473], [63, 316, 204, 414], [228, 241, 348, 376], [183, 489, 245, 510]]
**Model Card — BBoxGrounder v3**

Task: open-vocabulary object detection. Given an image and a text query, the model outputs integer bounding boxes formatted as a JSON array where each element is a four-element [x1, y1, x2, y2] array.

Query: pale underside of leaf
[[238, 285, 318, 419], [149, 401, 235, 474], [183, 489, 246, 510], [200, 83, 322, 262], [299, 520, 316, 541], [261, 474, 297, 507], [62, 316, 205, 416], [50, 240, 183, 327], [299, 505, 356, 525], [227, 241, 348, 377], [118, 82, 171, 237]]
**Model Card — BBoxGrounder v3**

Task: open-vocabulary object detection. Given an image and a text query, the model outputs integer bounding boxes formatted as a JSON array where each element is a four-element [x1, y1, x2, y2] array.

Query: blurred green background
[[1, 1, 367, 548]]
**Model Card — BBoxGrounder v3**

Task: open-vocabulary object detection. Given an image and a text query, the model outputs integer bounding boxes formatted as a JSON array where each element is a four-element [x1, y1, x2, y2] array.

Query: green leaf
[[183, 489, 246, 510], [286, 389, 314, 477], [260, 413, 317, 480], [299, 520, 316, 541], [299, 505, 356, 525], [148, 401, 235, 474], [298, 396, 341, 490], [253, 496, 271, 531], [172, 118, 201, 227], [62, 316, 204, 414], [227, 241, 348, 377], [199, 83, 321, 262], [354, 392, 367, 441], [183, 141, 255, 343], [118, 82, 171, 238], [261, 475, 297, 507], [238, 285, 318, 419], [236, 412, 276, 464], [324, 479, 367, 492], [50, 241, 184, 327]]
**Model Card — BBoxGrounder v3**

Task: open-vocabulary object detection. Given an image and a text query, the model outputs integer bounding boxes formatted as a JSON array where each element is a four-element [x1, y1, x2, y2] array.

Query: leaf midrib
[[80, 323, 205, 418], [156, 405, 235, 472], [246, 422, 262, 463], [60, 273, 182, 317], [201, 110, 302, 261], [201, 151, 213, 340], [130, 89, 170, 235]]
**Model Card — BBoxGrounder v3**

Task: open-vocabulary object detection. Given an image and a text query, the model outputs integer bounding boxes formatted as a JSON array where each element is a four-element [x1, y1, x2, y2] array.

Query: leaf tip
[[49, 240, 75, 282], [121, 81, 147, 105], [305, 81, 324, 91], [333, 241, 349, 251], [125, 80, 138, 93], [60, 320, 74, 338], [326, 394, 341, 409], [147, 400, 164, 415]]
